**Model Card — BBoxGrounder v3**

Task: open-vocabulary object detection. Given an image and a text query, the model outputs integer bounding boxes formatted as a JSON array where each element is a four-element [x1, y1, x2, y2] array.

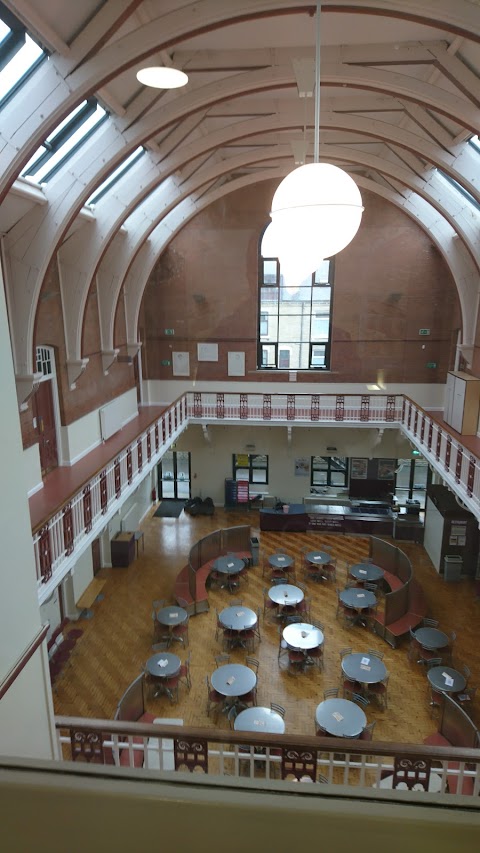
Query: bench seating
[[382, 570, 404, 591], [423, 737, 476, 794], [374, 579, 427, 647], [423, 732, 451, 747]]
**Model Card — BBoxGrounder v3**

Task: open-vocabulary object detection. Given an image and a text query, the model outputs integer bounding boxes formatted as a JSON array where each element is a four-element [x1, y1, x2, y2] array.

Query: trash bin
[[250, 536, 259, 567], [443, 555, 463, 582]]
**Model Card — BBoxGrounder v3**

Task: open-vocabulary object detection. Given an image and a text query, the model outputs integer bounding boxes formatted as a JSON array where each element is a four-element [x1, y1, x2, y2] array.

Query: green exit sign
[[419, 329, 430, 335], [426, 361, 437, 368], [161, 359, 171, 366], [164, 328, 175, 335]]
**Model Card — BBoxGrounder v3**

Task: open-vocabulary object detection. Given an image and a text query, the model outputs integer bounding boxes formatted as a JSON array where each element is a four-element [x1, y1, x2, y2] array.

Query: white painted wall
[[176, 424, 413, 506], [23, 442, 43, 496], [0, 255, 56, 758], [423, 496, 443, 573], [59, 387, 138, 465], [143, 379, 447, 411], [39, 588, 61, 644], [72, 547, 94, 604]]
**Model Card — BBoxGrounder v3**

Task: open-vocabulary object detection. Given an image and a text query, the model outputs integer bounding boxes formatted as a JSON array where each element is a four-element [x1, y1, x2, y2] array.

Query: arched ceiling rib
[[0, 0, 479, 395]]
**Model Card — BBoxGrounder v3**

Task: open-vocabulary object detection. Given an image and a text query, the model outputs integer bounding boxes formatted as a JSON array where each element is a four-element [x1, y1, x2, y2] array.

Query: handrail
[[55, 715, 480, 801], [31, 390, 480, 596]]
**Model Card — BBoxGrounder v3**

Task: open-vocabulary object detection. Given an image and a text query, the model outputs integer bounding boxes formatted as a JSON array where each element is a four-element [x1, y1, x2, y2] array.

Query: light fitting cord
[[314, 0, 321, 163]]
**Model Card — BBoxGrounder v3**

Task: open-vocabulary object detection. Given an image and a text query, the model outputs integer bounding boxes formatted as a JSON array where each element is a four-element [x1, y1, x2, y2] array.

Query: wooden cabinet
[[444, 370, 480, 435], [111, 531, 135, 567]]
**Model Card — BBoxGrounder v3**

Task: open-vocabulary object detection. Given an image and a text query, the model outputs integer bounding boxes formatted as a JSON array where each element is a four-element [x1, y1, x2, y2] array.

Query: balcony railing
[[55, 717, 480, 804], [32, 391, 480, 593]]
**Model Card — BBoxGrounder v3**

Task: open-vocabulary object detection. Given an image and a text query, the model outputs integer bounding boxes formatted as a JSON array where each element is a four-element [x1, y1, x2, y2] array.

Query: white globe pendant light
[[269, 1, 363, 283]]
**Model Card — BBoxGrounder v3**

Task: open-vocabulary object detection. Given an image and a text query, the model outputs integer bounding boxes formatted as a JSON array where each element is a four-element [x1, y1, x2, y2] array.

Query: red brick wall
[[140, 180, 460, 384]]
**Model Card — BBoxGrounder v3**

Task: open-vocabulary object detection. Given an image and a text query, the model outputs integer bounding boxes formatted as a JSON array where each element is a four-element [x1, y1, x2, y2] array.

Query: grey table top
[[349, 562, 384, 582], [219, 606, 258, 631], [414, 627, 450, 650], [427, 666, 466, 694], [211, 664, 257, 697], [283, 622, 324, 650], [234, 706, 285, 734], [213, 555, 245, 575], [305, 550, 331, 565], [341, 653, 387, 685], [268, 584, 304, 606], [315, 698, 367, 738], [339, 588, 377, 610], [146, 652, 181, 678], [156, 605, 188, 627], [269, 553, 294, 569]]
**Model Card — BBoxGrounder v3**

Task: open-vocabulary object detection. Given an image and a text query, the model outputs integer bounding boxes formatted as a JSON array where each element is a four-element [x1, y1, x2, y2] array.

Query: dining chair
[[322, 557, 337, 583], [462, 664, 471, 685], [245, 656, 259, 675], [270, 702, 286, 719], [171, 613, 189, 646], [339, 647, 352, 660], [179, 652, 191, 691], [229, 599, 244, 607], [367, 649, 384, 660], [367, 673, 389, 710], [408, 626, 421, 662], [205, 675, 224, 718], [151, 641, 170, 653], [350, 693, 370, 708], [263, 587, 279, 622], [426, 657, 443, 669], [215, 654, 230, 668], [422, 617, 439, 628], [457, 684, 477, 707], [359, 720, 376, 741], [243, 657, 259, 705], [323, 687, 340, 700]]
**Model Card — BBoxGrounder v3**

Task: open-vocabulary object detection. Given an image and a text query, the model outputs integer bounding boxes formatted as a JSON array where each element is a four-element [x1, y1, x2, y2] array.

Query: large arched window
[[258, 242, 334, 371]]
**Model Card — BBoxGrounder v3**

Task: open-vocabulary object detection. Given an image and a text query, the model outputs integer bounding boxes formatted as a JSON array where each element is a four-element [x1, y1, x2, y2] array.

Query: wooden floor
[[55, 506, 480, 745]]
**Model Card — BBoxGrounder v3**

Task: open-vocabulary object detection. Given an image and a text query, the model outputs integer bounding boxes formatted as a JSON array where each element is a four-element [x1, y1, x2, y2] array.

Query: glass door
[[394, 458, 429, 509], [158, 451, 191, 499]]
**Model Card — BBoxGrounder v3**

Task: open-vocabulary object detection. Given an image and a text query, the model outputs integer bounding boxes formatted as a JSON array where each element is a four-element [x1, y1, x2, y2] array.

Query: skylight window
[[469, 135, 480, 155], [0, 32, 44, 105], [21, 100, 107, 183], [87, 146, 146, 205], [437, 169, 480, 213]]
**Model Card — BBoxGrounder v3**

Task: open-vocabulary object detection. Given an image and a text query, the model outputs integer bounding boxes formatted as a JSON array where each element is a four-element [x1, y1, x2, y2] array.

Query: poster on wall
[[351, 458, 368, 479], [197, 343, 218, 361], [172, 352, 190, 376], [294, 457, 310, 477], [378, 458, 395, 480], [228, 351, 245, 376]]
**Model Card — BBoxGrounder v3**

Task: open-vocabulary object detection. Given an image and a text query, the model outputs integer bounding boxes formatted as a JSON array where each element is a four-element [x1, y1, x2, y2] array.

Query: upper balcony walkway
[[28, 390, 480, 601]]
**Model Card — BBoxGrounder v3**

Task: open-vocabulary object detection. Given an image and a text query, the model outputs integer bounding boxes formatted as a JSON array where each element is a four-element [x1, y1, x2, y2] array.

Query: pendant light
[[268, 1, 363, 285]]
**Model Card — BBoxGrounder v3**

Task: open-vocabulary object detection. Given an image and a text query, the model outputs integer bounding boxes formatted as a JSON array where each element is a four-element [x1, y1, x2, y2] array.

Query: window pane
[[251, 469, 267, 483], [331, 471, 347, 486], [312, 471, 327, 485], [262, 259, 277, 284], [0, 34, 43, 103], [260, 312, 268, 336], [261, 344, 276, 367], [251, 454, 267, 469], [314, 261, 331, 284], [311, 316, 330, 340], [278, 348, 290, 368], [310, 344, 326, 367]]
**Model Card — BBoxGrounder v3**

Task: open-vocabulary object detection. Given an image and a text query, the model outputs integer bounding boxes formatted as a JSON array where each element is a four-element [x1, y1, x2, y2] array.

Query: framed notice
[[378, 459, 395, 480], [172, 352, 190, 376], [197, 343, 218, 362], [295, 457, 310, 477], [228, 351, 245, 376], [351, 458, 368, 479]]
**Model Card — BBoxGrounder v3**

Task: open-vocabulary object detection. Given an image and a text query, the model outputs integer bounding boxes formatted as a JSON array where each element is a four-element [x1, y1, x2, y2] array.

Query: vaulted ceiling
[[1, 1, 479, 396]]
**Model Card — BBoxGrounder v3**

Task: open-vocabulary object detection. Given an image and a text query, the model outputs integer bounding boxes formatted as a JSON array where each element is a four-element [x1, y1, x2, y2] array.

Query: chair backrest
[[114, 674, 145, 721], [151, 642, 169, 652], [351, 693, 369, 707], [362, 720, 376, 740], [215, 654, 230, 667], [230, 600, 243, 607], [364, 583, 377, 592], [323, 687, 339, 700], [245, 656, 259, 673], [177, 597, 189, 609], [367, 649, 384, 660], [462, 664, 471, 682], [286, 615, 302, 624], [339, 647, 352, 659], [426, 657, 443, 669], [270, 702, 285, 718], [423, 617, 439, 627], [450, 630, 457, 643], [312, 619, 324, 631]]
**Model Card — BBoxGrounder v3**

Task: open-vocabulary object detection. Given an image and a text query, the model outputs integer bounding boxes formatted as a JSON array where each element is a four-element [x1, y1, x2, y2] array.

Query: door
[[158, 451, 191, 499], [33, 380, 58, 474], [91, 538, 101, 576]]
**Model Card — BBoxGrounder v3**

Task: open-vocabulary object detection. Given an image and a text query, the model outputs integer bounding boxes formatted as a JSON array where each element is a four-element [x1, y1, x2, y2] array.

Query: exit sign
[[161, 359, 171, 366], [426, 362, 437, 368], [419, 329, 430, 335], [164, 328, 175, 335]]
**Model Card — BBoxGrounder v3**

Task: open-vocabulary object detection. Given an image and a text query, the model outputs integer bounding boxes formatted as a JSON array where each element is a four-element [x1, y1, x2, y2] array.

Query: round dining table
[[213, 555, 245, 576], [268, 584, 304, 606], [339, 588, 377, 611], [349, 562, 384, 583], [427, 665, 466, 694], [156, 605, 188, 627], [305, 550, 331, 565], [315, 698, 366, 738], [219, 605, 257, 631], [211, 663, 257, 698], [234, 706, 285, 734], [341, 653, 387, 685], [146, 651, 181, 678], [269, 553, 294, 569], [283, 622, 323, 650], [414, 627, 450, 650]]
